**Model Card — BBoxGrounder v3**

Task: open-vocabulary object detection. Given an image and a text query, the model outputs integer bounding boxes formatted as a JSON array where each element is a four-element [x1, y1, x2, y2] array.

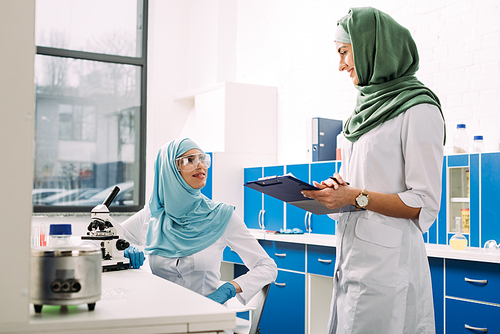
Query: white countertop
[[1, 269, 235, 334], [249, 229, 500, 264]]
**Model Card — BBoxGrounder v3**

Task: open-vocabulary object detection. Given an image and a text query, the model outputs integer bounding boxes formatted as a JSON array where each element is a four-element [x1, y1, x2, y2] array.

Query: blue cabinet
[[428, 257, 444, 334], [263, 166, 284, 232], [243, 166, 284, 232], [446, 298, 500, 333], [222, 246, 243, 265], [285, 164, 311, 232], [445, 259, 500, 333], [307, 244, 336, 277], [259, 240, 305, 273], [446, 259, 500, 305], [308, 161, 339, 235], [244, 167, 263, 229], [259, 270, 306, 333]]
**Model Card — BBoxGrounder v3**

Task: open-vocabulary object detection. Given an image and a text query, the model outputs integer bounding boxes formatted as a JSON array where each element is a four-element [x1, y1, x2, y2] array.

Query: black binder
[[244, 175, 339, 215]]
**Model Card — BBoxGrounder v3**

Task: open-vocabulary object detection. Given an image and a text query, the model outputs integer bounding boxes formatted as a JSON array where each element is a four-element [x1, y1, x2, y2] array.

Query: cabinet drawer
[[222, 246, 243, 265], [446, 259, 500, 304], [446, 298, 500, 333], [307, 244, 336, 277], [259, 240, 305, 272]]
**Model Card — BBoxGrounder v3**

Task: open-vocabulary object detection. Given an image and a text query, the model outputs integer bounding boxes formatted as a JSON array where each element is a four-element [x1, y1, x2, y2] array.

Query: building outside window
[[33, 0, 147, 212]]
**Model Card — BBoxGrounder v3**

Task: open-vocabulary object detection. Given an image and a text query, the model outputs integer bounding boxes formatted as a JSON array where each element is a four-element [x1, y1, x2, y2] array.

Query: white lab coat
[[121, 205, 278, 305], [327, 104, 444, 334]]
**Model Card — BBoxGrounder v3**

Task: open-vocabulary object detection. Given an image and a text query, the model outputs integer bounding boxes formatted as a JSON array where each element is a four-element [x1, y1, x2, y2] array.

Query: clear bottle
[[48, 224, 74, 248], [453, 124, 469, 154], [473, 135, 484, 153], [450, 217, 468, 250]]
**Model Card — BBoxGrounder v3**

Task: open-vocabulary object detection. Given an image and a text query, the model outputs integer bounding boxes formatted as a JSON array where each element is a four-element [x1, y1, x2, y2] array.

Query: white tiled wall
[[234, 0, 500, 164]]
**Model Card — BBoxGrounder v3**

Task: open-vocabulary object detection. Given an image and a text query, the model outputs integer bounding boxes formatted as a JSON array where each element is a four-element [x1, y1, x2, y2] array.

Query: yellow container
[[461, 208, 470, 233], [466, 170, 470, 198]]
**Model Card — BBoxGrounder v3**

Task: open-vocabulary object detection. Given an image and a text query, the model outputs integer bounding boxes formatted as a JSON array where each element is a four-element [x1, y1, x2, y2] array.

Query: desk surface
[[249, 229, 500, 264], [1, 269, 235, 334]]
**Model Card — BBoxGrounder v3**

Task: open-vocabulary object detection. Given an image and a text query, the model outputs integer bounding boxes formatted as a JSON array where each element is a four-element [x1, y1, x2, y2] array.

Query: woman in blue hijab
[[122, 138, 277, 305]]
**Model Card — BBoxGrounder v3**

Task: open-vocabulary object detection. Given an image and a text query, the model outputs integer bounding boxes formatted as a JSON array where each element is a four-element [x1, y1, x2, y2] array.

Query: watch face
[[357, 195, 369, 207]]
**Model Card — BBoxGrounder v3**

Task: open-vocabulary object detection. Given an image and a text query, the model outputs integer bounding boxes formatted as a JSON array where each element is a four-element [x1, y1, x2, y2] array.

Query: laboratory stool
[[225, 283, 270, 334]]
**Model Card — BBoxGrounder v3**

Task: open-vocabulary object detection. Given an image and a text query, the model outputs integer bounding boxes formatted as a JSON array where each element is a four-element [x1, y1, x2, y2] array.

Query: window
[[33, 0, 147, 212]]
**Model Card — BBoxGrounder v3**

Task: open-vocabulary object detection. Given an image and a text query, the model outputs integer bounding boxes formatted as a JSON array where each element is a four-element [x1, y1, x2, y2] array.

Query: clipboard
[[244, 175, 339, 215]]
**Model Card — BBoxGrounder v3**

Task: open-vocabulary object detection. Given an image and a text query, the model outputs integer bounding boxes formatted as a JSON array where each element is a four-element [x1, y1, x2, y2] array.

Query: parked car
[[38, 188, 101, 205], [32, 188, 66, 205], [59, 182, 134, 207]]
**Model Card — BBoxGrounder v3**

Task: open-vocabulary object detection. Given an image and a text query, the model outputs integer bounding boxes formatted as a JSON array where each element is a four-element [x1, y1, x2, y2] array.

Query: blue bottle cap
[[474, 135, 483, 141], [457, 124, 466, 129], [49, 224, 72, 236]]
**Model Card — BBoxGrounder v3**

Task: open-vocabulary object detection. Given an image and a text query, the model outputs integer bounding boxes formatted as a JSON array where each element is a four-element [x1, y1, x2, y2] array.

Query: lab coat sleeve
[[398, 104, 444, 233], [224, 213, 278, 305], [121, 204, 151, 246]]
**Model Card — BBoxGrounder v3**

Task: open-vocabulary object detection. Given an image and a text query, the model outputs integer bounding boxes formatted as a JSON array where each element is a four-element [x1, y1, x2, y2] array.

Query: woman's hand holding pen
[[302, 173, 355, 210]]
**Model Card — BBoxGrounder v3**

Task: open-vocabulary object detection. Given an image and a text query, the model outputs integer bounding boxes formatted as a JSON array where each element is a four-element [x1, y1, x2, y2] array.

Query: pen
[[329, 176, 350, 186]]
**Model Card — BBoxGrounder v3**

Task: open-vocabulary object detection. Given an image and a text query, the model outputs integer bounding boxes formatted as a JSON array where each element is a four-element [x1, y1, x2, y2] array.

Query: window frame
[[33, 0, 148, 213]]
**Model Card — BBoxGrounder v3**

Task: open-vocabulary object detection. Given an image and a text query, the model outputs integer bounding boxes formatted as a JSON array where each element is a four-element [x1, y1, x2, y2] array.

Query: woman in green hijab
[[303, 7, 444, 334]]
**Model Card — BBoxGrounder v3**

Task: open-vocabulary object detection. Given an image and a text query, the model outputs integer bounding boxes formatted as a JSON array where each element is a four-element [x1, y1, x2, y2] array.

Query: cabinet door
[[222, 246, 243, 265], [259, 270, 306, 334], [244, 167, 263, 229], [446, 298, 500, 333], [446, 259, 500, 304], [309, 162, 338, 235], [262, 166, 284, 232], [260, 240, 305, 273], [285, 164, 310, 231], [428, 257, 444, 334], [307, 245, 336, 277]]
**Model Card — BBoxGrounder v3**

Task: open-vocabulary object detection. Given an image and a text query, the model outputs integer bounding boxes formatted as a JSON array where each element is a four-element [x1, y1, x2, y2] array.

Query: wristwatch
[[355, 189, 369, 209]]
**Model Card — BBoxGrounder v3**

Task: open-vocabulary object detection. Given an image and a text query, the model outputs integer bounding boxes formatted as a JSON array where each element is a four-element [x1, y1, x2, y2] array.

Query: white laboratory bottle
[[453, 124, 469, 154], [48, 224, 74, 248], [472, 135, 484, 153], [336, 132, 343, 160]]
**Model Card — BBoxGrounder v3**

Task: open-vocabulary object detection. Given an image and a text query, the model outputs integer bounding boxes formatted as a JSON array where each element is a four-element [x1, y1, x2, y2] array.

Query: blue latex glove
[[206, 282, 237, 304], [124, 246, 145, 269], [279, 228, 303, 234]]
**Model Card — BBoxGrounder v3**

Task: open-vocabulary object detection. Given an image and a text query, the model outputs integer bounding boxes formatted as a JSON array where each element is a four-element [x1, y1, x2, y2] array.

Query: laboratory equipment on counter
[[81, 185, 130, 271], [30, 224, 101, 313], [473, 135, 484, 152], [453, 123, 469, 154], [450, 217, 468, 250], [484, 240, 498, 251]]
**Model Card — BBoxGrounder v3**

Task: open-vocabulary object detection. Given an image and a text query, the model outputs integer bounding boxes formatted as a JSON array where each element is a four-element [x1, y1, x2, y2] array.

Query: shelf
[[450, 197, 470, 203]]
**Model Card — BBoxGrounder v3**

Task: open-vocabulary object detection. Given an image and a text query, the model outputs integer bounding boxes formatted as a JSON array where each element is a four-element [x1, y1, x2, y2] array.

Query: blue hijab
[[145, 138, 234, 258]]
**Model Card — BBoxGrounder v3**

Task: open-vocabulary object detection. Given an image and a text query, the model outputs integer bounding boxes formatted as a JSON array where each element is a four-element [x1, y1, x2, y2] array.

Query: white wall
[[235, 0, 500, 164], [147, 0, 238, 200], [0, 0, 36, 325]]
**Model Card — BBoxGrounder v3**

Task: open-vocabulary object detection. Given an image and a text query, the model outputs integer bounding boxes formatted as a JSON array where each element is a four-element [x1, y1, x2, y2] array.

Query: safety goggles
[[175, 153, 211, 171]]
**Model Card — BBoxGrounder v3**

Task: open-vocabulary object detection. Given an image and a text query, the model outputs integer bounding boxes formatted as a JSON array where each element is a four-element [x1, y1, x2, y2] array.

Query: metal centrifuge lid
[[31, 244, 101, 258]]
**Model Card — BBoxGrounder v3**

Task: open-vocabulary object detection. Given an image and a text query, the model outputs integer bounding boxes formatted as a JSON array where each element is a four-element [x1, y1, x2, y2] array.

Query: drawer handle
[[274, 282, 286, 287], [275, 253, 287, 258], [464, 277, 488, 285], [318, 259, 332, 264], [465, 324, 488, 333]]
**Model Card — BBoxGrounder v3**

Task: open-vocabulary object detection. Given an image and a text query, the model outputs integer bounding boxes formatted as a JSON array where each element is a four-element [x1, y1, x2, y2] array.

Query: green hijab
[[338, 7, 445, 143]]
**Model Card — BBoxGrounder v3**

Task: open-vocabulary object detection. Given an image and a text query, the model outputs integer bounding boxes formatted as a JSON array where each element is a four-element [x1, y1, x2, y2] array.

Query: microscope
[[82, 186, 130, 271]]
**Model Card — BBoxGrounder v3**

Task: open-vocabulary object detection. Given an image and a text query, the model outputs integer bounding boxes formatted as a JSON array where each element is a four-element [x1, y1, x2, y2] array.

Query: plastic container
[[39, 223, 47, 247], [473, 135, 484, 153], [453, 124, 469, 154], [48, 224, 73, 248], [450, 217, 468, 250]]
